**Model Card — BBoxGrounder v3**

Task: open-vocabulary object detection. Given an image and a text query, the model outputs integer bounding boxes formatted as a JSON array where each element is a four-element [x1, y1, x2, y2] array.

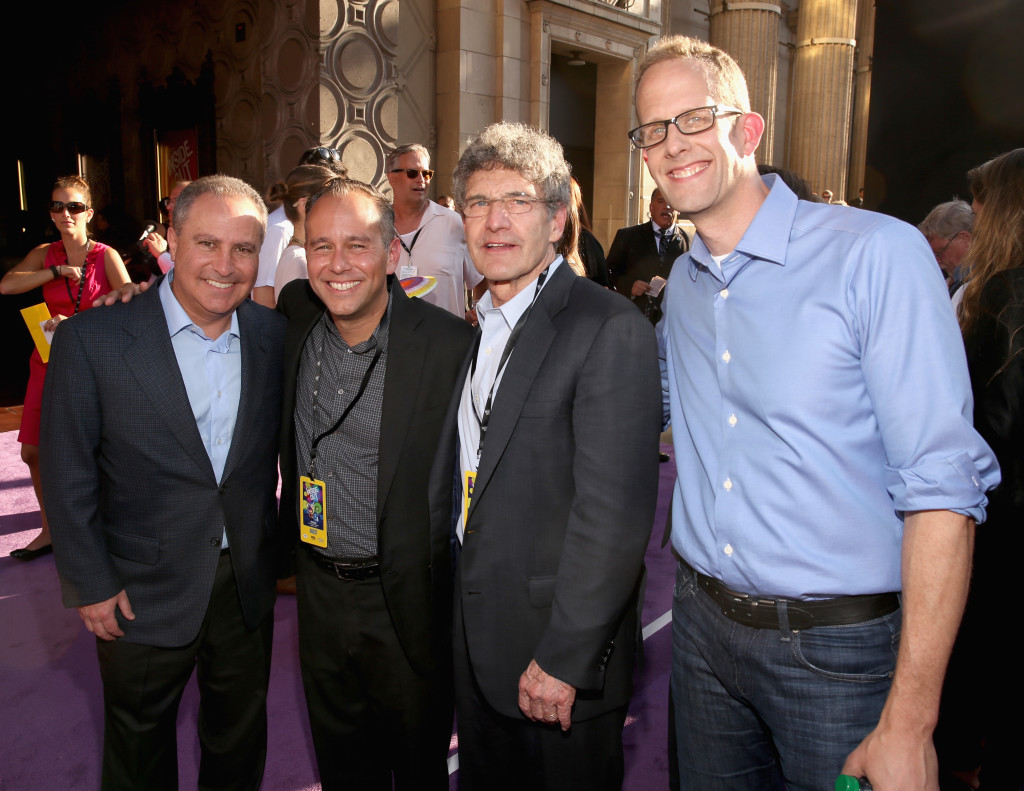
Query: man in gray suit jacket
[[430, 123, 662, 790], [41, 176, 285, 791]]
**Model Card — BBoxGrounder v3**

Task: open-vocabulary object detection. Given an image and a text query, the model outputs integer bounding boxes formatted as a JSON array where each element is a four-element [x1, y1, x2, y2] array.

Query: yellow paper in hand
[[20, 304, 53, 363]]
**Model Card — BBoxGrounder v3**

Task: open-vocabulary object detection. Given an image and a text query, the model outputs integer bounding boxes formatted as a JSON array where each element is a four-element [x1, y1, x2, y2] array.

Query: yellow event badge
[[299, 476, 328, 548], [462, 471, 476, 532]]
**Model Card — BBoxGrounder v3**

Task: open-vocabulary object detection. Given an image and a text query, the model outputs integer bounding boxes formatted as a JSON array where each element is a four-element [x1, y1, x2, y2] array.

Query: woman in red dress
[[0, 175, 130, 560]]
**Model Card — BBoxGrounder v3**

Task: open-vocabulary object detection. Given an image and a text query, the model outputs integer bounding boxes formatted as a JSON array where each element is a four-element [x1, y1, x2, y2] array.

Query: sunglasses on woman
[[49, 201, 89, 215]]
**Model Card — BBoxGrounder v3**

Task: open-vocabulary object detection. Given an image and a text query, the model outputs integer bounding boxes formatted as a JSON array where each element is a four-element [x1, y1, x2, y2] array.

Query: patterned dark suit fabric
[[40, 285, 286, 648], [431, 264, 662, 722]]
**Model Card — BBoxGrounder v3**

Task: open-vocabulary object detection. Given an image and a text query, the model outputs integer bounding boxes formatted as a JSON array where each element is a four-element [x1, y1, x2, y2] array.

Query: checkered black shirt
[[294, 296, 391, 559]]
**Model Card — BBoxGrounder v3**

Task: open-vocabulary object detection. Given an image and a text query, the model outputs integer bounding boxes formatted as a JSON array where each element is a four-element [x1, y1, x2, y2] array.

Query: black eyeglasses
[[49, 201, 89, 215], [628, 104, 744, 149], [389, 168, 435, 181]]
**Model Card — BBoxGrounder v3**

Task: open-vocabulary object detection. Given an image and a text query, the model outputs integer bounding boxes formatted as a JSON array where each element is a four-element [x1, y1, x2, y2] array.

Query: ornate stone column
[[259, 0, 402, 192], [708, 1, 781, 165], [847, 0, 874, 203], [786, 0, 857, 197]]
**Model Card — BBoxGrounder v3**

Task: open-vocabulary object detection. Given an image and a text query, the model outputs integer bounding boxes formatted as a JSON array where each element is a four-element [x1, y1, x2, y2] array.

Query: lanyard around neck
[[306, 327, 384, 478], [470, 267, 549, 460]]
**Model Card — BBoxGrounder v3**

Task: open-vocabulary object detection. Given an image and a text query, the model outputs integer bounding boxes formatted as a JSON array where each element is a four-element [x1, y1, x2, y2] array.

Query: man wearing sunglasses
[[386, 144, 484, 319], [636, 36, 999, 791]]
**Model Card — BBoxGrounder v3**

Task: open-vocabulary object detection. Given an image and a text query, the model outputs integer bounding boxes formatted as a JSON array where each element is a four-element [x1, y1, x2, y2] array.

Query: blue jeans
[[671, 562, 899, 791]]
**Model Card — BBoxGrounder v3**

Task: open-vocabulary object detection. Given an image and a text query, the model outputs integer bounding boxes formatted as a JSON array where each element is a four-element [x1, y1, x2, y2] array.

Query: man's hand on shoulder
[[92, 280, 149, 309], [518, 659, 576, 731], [78, 589, 135, 641]]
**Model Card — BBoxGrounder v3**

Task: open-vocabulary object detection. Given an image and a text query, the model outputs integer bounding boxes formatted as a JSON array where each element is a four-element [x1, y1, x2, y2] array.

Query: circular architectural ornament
[[339, 132, 383, 184]]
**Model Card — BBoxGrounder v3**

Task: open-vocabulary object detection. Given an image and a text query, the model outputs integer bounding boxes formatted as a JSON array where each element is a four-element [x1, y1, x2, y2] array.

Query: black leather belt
[[688, 562, 899, 631], [307, 549, 380, 581]]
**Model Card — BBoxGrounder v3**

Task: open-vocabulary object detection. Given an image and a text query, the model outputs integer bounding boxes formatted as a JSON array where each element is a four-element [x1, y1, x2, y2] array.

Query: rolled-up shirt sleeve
[[850, 219, 1000, 521]]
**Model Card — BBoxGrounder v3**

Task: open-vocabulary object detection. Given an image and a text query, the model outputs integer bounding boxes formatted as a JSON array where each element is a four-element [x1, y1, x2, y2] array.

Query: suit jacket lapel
[[376, 288, 424, 522], [468, 264, 573, 520], [121, 287, 217, 482]]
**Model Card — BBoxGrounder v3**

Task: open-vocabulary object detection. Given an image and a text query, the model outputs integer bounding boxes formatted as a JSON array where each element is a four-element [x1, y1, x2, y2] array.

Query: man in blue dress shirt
[[632, 36, 1000, 791]]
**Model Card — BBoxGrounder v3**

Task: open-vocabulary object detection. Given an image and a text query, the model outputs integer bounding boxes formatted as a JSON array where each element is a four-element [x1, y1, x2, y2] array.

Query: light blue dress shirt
[[659, 175, 1000, 599], [455, 256, 563, 542], [159, 274, 242, 548]]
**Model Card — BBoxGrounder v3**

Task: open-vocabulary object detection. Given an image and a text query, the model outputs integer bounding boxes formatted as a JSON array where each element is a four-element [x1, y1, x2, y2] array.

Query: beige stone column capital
[[786, 0, 858, 198], [708, 0, 781, 164]]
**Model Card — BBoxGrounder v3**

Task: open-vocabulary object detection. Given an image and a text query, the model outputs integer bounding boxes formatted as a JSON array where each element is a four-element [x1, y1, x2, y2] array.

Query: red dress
[[18, 241, 112, 445]]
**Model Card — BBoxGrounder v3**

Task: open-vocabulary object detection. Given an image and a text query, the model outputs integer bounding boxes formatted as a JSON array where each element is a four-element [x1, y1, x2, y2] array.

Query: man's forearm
[[886, 509, 973, 730], [842, 509, 974, 789]]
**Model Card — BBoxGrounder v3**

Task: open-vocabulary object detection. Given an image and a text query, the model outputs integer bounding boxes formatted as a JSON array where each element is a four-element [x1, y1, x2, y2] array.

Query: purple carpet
[[0, 428, 677, 789]]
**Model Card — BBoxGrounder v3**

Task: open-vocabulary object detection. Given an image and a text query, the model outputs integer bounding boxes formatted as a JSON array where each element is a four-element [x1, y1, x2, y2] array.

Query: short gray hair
[[172, 175, 268, 242], [918, 199, 974, 240], [385, 144, 430, 173], [305, 177, 396, 247], [451, 122, 571, 214]]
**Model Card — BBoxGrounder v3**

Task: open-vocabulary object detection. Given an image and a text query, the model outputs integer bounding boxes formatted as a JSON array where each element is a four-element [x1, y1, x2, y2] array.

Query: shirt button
[[729, 414, 737, 427], [721, 351, 731, 363], [721, 288, 729, 299], [338, 389, 344, 395], [313, 389, 318, 396], [216, 438, 223, 445], [724, 543, 733, 556], [723, 478, 733, 491], [485, 346, 492, 355]]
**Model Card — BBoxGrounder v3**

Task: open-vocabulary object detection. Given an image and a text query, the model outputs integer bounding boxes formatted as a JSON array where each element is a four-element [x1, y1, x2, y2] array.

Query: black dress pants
[[296, 549, 452, 790], [95, 550, 273, 791]]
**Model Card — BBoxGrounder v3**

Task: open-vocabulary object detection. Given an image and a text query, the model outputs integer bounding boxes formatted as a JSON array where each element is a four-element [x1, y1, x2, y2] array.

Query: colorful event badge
[[462, 470, 476, 533], [299, 475, 328, 548]]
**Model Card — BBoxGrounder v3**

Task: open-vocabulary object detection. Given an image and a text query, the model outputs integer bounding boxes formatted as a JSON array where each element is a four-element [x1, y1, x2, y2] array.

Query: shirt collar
[[159, 271, 241, 341], [477, 255, 563, 332], [687, 174, 797, 281], [652, 219, 675, 237]]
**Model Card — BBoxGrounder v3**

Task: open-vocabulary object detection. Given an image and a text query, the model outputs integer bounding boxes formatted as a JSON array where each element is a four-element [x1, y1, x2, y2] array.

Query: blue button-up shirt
[[159, 274, 242, 548], [659, 175, 1000, 599]]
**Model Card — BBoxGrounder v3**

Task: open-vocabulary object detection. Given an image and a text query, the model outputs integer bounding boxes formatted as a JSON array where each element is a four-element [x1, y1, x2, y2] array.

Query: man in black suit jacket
[[606, 188, 688, 324], [40, 176, 285, 790], [430, 122, 662, 790], [277, 178, 474, 789]]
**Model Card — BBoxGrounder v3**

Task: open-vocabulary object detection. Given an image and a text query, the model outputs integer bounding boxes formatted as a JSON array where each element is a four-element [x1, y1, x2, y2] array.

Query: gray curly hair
[[451, 122, 571, 216]]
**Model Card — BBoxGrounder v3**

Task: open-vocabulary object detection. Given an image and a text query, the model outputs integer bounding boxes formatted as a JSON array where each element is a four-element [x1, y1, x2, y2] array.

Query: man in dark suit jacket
[[606, 188, 688, 324], [277, 178, 474, 789], [40, 176, 285, 790], [430, 122, 662, 790]]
